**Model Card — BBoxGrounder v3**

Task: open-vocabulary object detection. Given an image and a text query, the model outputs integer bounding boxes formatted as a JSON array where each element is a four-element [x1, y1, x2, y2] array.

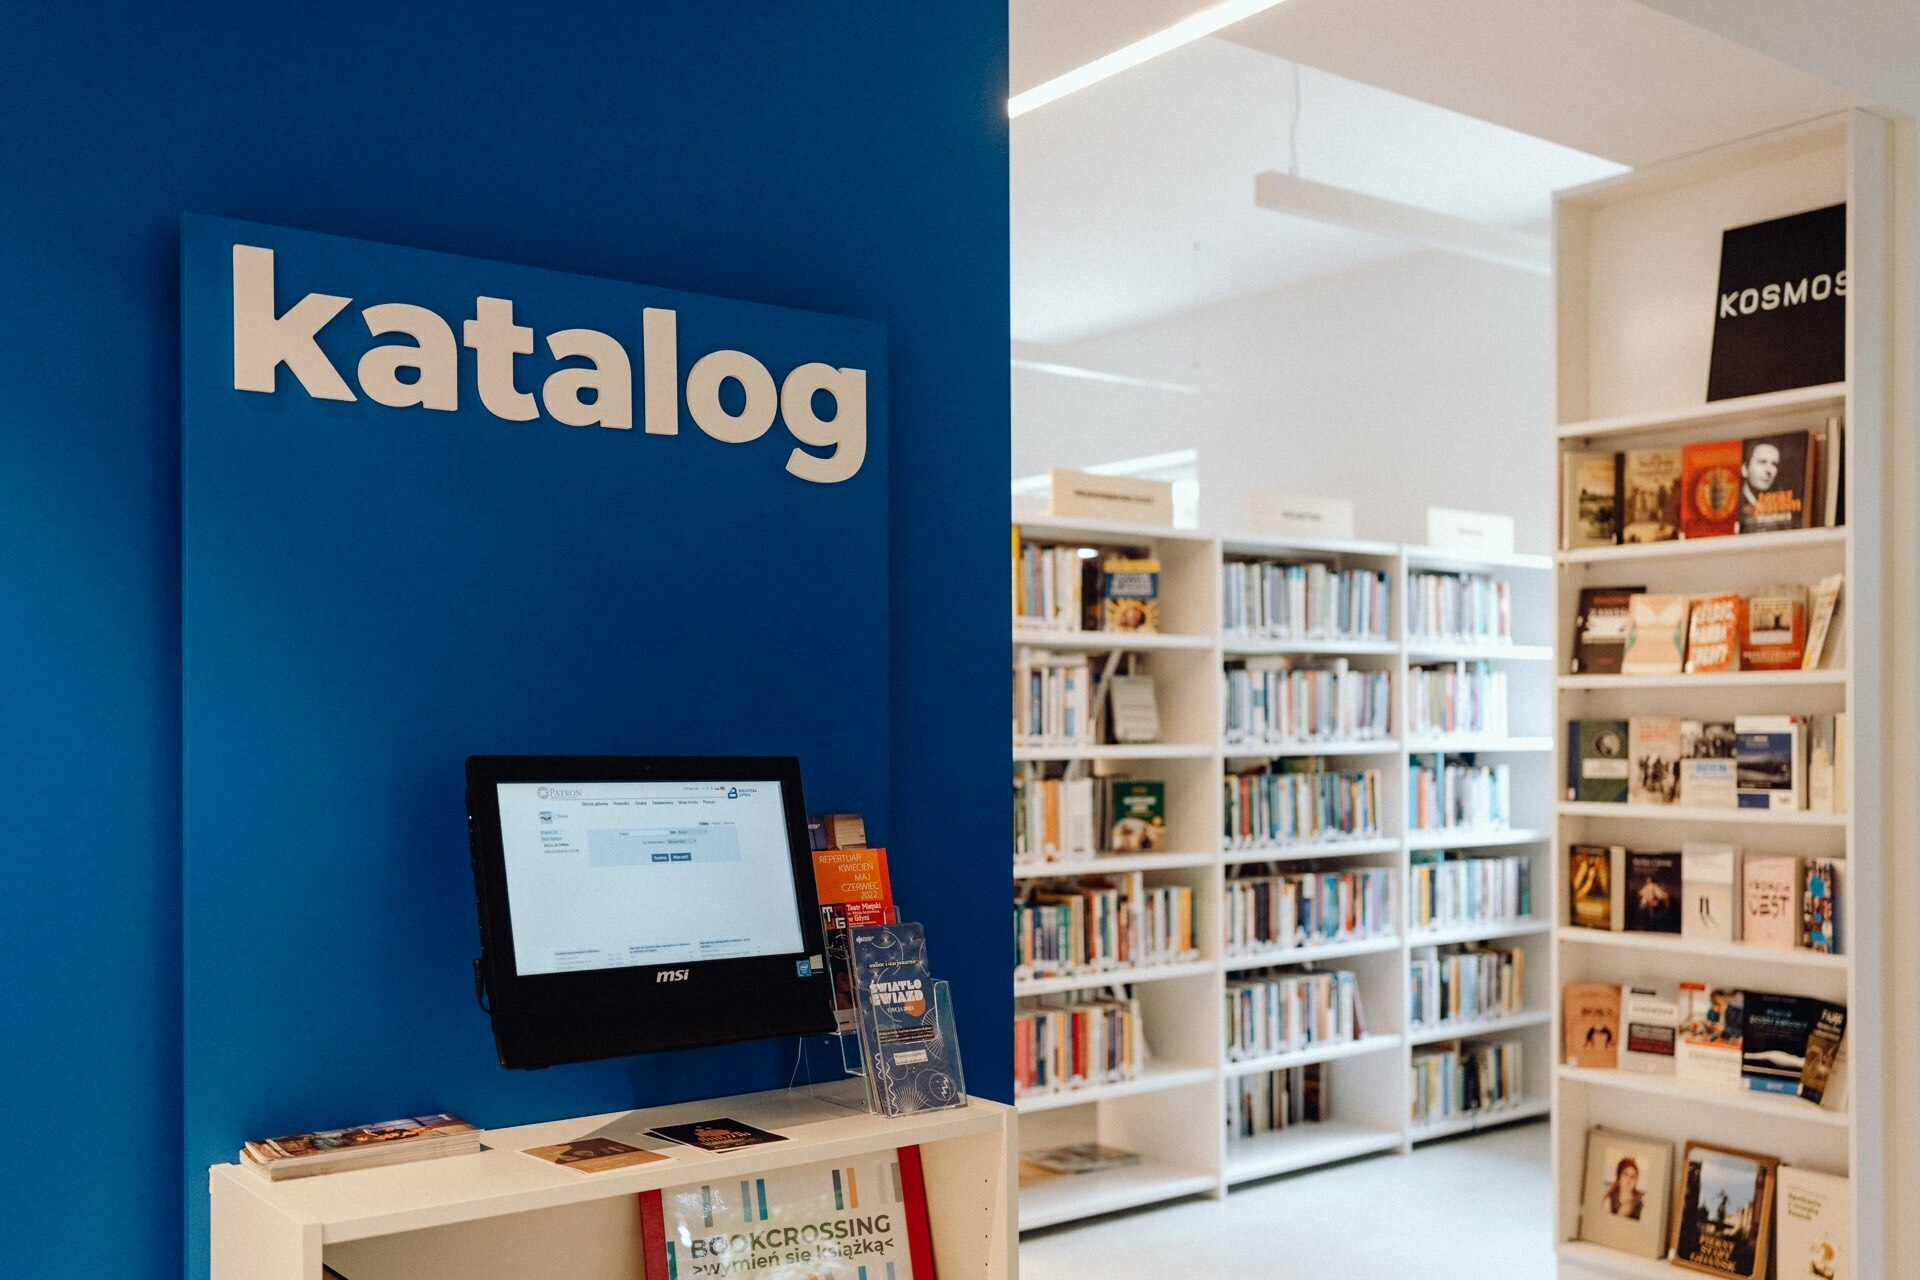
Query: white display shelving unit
[[1012, 517, 1554, 1231], [210, 1081, 1014, 1280], [1548, 113, 1894, 1279]]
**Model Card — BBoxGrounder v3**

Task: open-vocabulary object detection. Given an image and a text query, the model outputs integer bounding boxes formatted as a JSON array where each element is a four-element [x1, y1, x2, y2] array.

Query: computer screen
[[466, 755, 834, 1069], [495, 777, 806, 976]]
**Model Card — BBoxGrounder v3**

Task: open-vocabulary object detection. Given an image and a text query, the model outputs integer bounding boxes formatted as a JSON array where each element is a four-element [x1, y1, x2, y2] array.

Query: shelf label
[[1427, 507, 1514, 556], [1245, 492, 1354, 540], [1050, 468, 1173, 525]]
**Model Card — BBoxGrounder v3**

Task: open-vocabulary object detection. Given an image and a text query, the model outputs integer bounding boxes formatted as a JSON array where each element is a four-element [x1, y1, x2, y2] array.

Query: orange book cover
[[1685, 593, 1745, 672], [1564, 982, 1622, 1068], [1741, 589, 1808, 671], [814, 846, 894, 1032], [1680, 438, 1741, 538]]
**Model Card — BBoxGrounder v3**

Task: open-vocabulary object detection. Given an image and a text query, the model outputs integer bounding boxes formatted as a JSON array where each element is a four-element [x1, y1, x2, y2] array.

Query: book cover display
[[1568, 844, 1624, 931], [815, 846, 894, 1033], [1101, 558, 1160, 633], [1801, 1005, 1848, 1106], [1801, 860, 1840, 953], [1624, 852, 1682, 934], [1670, 1142, 1779, 1278], [1629, 716, 1682, 805], [1572, 588, 1643, 674], [1742, 587, 1809, 669], [639, 1146, 937, 1280], [1737, 433, 1817, 533], [1681, 439, 1743, 539], [1735, 716, 1804, 810], [1568, 720, 1630, 803], [1564, 983, 1621, 1068], [849, 923, 965, 1116], [1566, 451, 1621, 547], [1679, 720, 1737, 808], [1676, 985, 1744, 1089], [1681, 843, 1740, 943], [1579, 1128, 1674, 1258], [1775, 1166, 1850, 1280], [1741, 854, 1799, 948], [1621, 594, 1690, 674], [1742, 994, 1830, 1095], [1685, 595, 1743, 673], [1621, 448, 1682, 543], [1621, 983, 1680, 1074]]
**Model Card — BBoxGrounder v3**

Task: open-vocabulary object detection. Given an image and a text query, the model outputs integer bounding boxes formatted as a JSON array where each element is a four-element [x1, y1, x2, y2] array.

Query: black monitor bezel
[[465, 754, 834, 1068]]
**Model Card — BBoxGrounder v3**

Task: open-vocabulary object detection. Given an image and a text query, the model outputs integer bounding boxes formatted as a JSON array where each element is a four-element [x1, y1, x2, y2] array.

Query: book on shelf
[[1564, 450, 1622, 548], [1735, 715, 1805, 809], [1621, 593, 1690, 674], [1571, 587, 1643, 674], [1679, 720, 1738, 808], [1741, 854, 1799, 948], [1742, 993, 1835, 1095], [1567, 720, 1629, 802], [1106, 673, 1161, 743], [1563, 983, 1621, 1068], [1621, 983, 1680, 1074], [1681, 438, 1743, 539], [1220, 557, 1390, 642], [1408, 659, 1509, 738], [1406, 569, 1513, 645], [639, 1147, 936, 1280], [1016, 768, 1170, 861], [1738, 431, 1817, 535], [1225, 968, 1367, 1061], [1410, 1037, 1523, 1125], [814, 844, 893, 1032], [1408, 943, 1526, 1026], [1408, 849, 1531, 932], [1685, 593, 1744, 672], [1800, 1004, 1848, 1106], [1224, 866, 1395, 955], [1621, 447, 1682, 543], [1670, 1141, 1778, 1279], [1015, 993, 1139, 1097], [1682, 843, 1741, 943], [1568, 844, 1624, 931], [1101, 557, 1160, 633], [1775, 1166, 1850, 1280], [1228, 1062, 1329, 1138], [1108, 780, 1166, 852], [1222, 658, 1392, 745], [1742, 586, 1809, 670], [1801, 859, 1841, 953], [1012, 532, 1087, 631], [1024, 1142, 1142, 1176], [1675, 984, 1743, 1088], [1015, 875, 1197, 976], [1223, 760, 1383, 850], [1624, 851, 1682, 934], [1013, 647, 1093, 744], [1804, 572, 1843, 670], [1408, 755, 1511, 833], [241, 1113, 482, 1180], [1628, 716, 1683, 805], [1807, 714, 1844, 814], [1578, 1126, 1674, 1259]]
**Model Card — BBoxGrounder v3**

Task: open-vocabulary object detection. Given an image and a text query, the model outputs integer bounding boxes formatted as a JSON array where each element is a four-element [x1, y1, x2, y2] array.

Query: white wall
[[1015, 248, 1553, 551]]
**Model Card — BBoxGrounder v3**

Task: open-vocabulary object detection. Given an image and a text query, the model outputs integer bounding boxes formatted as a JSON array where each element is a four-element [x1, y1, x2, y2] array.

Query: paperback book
[[1675, 984, 1743, 1088], [1742, 854, 1799, 949], [1737, 431, 1816, 534], [1567, 720, 1630, 803], [1568, 844, 1624, 931], [1624, 851, 1682, 934], [1620, 594, 1690, 675], [1679, 720, 1737, 808], [1775, 1166, 1850, 1280], [1621, 983, 1680, 1074], [1742, 993, 1831, 1095], [1101, 558, 1160, 632], [1800, 859, 1840, 953], [1680, 438, 1742, 539], [850, 922, 965, 1116], [1565, 451, 1621, 548], [1742, 587, 1808, 670], [1685, 594, 1743, 672], [1735, 716, 1804, 810], [1564, 983, 1621, 1069], [1628, 716, 1682, 805], [1681, 843, 1740, 944], [1800, 1005, 1848, 1106], [1570, 587, 1643, 675], [1621, 447, 1682, 543], [1803, 573, 1843, 671]]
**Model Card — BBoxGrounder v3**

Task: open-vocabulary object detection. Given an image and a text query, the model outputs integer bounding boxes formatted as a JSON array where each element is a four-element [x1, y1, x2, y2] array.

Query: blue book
[[850, 922, 964, 1116]]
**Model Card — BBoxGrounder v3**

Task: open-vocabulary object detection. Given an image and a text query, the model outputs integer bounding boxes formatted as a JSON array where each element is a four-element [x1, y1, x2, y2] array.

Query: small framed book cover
[[1579, 1127, 1674, 1258], [1670, 1141, 1779, 1278], [639, 1145, 937, 1280]]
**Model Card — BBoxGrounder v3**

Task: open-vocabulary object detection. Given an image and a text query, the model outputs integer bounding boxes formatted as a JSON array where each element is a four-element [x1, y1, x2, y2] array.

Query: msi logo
[[656, 969, 691, 983]]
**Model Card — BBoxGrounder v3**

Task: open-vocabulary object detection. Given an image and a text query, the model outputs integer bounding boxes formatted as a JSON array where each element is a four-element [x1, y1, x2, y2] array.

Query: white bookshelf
[[1011, 517, 1555, 1229], [1548, 115, 1892, 1279]]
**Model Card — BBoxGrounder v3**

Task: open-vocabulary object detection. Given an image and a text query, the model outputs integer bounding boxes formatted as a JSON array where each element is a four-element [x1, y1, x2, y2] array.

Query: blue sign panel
[[179, 215, 887, 1215]]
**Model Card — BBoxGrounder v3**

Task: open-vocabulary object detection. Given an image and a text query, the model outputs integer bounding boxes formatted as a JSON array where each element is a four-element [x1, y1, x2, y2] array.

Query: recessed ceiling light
[[1008, 0, 1292, 119]]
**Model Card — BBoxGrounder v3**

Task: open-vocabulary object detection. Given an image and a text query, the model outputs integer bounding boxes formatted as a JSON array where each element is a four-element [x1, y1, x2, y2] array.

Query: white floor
[[1019, 1121, 1553, 1279]]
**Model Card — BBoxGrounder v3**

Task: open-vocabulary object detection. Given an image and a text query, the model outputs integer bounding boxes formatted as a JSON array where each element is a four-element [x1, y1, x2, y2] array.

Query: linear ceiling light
[[1008, 0, 1291, 118], [1011, 358, 1197, 394], [1253, 170, 1550, 275]]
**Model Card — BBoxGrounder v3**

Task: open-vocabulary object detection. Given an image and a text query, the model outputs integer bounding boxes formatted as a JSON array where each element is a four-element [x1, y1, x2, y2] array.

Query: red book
[[1680, 438, 1741, 538]]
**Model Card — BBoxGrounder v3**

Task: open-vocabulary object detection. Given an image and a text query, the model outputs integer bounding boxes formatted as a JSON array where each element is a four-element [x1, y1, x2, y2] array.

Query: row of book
[[1575, 1126, 1846, 1278], [1406, 660, 1508, 738], [1568, 713, 1845, 813], [1408, 850, 1532, 933], [1225, 968, 1367, 1061], [1222, 867, 1396, 956], [1569, 844, 1840, 953], [1411, 1038, 1522, 1126], [1223, 763, 1383, 849], [1012, 993, 1140, 1098], [1225, 1063, 1329, 1139], [1408, 944, 1526, 1028], [1221, 559, 1389, 642], [1013, 767, 1167, 860], [1563, 981, 1847, 1106], [1562, 419, 1841, 548], [1012, 533, 1162, 634], [1221, 659, 1392, 745], [1406, 570, 1513, 645], [1570, 577, 1841, 675], [1408, 756, 1512, 833], [1013, 649, 1093, 744], [1013, 877, 1197, 979]]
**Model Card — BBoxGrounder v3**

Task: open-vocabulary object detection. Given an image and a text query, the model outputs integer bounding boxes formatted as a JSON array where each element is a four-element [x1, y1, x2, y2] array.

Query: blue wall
[[0, 7, 1008, 1279]]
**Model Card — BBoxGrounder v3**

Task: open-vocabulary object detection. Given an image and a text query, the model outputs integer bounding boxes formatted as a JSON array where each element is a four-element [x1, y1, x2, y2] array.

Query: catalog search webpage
[[496, 779, 804, 975]]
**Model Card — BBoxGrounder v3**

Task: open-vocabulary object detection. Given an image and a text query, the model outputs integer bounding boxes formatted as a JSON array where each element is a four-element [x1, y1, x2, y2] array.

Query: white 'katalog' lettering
[[230, 244, 868, 484]]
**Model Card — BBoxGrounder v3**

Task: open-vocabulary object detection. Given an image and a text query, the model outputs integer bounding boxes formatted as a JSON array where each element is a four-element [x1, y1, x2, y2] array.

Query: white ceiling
[[1011, 0, 1864, 347]]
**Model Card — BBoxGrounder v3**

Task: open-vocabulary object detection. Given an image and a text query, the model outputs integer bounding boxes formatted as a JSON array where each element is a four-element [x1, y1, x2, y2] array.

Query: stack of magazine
[[242, 1113, 482, 1180]]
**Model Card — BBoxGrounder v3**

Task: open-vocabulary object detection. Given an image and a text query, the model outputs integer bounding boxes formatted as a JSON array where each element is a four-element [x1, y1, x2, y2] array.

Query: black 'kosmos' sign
[[1706, 203, 1846, 402]]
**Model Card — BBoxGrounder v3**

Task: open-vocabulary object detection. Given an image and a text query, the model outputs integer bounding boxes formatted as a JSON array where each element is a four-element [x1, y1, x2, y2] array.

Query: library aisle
[[1021, 1121, 1552, 1279]]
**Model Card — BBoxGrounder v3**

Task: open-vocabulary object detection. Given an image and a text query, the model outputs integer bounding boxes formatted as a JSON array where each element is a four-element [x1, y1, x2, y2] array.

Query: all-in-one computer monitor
[[466, 755, 834, 1069]]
